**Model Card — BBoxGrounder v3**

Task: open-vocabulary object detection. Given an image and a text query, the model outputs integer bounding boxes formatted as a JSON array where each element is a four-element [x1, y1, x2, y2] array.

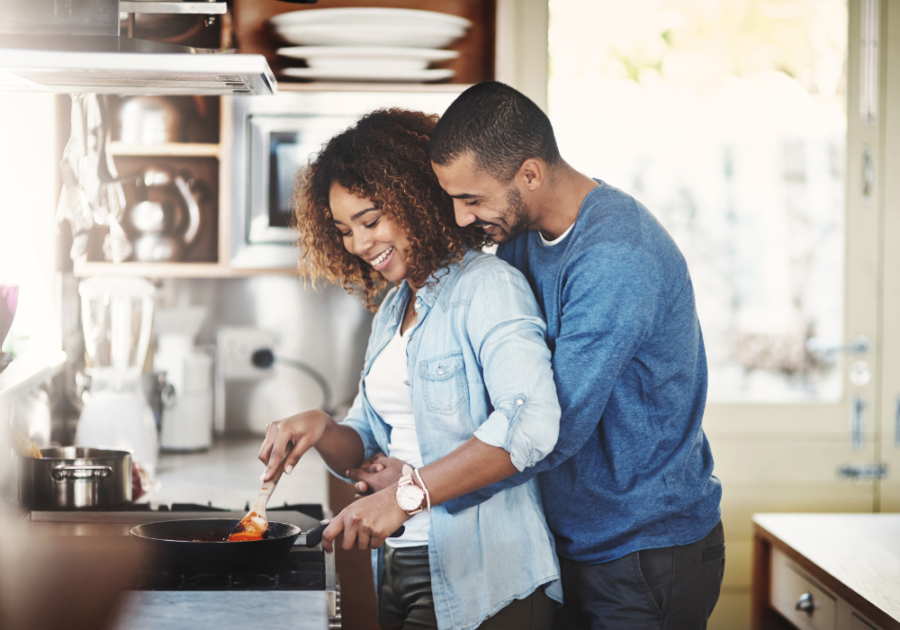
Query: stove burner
[[132, 548, 326, 592]]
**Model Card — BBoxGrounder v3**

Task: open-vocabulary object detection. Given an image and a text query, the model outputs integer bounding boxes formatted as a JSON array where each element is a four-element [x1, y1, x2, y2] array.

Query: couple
[[258, 82, 724, 630]]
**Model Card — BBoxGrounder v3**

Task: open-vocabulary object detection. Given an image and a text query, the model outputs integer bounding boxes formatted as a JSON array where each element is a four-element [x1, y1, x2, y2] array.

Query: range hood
[[0, 0, 302, 95]]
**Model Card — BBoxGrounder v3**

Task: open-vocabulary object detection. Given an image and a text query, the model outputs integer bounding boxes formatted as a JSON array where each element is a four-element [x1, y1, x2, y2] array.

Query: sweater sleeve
[[443, 242, 661, 514]]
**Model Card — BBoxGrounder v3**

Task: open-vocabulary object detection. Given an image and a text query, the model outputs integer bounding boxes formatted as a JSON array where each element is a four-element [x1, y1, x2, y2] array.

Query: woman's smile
[[369, 246, 395, 270], [329, 181, 411, 284]]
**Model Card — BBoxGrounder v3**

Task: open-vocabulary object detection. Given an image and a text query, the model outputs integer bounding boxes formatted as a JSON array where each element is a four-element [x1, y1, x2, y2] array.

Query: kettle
[[125, 168, 202, 262]]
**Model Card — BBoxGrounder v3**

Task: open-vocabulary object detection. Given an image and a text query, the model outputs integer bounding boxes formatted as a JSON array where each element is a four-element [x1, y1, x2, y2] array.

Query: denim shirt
[[335, 249, 563, 630]]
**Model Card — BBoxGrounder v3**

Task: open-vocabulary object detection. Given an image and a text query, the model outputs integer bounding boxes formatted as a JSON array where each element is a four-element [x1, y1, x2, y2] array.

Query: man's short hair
[[431, 81, 562, 182]]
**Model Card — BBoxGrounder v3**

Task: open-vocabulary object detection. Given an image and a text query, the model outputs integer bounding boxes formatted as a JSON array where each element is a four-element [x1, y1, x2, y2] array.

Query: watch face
[[397, 485, 424, 511]]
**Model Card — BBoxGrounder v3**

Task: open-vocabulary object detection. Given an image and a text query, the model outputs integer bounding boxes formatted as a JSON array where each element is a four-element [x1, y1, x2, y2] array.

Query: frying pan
[[130, 519, 407, 572], [130, 518, 302, 572]]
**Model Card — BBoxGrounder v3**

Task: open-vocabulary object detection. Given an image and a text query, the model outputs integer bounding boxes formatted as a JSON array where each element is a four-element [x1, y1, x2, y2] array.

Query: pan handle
[[303, 524, 406, 548], [52, 465, 113, 481]]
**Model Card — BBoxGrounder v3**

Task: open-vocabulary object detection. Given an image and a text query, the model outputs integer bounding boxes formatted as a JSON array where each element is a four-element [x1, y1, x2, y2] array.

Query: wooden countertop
[[753, 513, 900, 629]]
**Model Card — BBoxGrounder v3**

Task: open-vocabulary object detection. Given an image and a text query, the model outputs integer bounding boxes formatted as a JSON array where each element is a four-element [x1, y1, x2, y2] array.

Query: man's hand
[[347, 453, 407, 498], [321, 485, 408, 552]]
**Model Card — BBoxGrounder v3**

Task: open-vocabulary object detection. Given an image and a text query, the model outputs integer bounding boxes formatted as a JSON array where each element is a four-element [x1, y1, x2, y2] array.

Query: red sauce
[[227, 512, 267, 542]]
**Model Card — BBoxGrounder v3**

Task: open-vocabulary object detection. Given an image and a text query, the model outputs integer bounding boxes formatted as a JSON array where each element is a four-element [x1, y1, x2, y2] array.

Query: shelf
[[109, 142, 220, 158], [0, 349, 66, 404], [275, 82, 474, 93], [73, 259, 298, 279]]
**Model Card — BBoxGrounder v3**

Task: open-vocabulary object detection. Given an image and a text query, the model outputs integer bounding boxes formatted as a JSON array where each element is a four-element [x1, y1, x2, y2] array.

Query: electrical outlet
[[217, 327, 277, 380]]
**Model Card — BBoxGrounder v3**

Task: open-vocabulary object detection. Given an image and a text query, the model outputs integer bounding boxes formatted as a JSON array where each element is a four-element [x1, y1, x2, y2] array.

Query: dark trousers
[[379, 544, 555, 630], [552, 520, 725, 630]]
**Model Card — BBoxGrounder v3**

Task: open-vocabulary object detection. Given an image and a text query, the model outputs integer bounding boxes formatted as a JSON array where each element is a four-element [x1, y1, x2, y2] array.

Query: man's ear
[[517, 158, 545, 192]]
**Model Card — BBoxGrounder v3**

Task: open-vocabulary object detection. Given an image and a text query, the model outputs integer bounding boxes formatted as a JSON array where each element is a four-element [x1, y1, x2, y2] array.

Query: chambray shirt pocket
[[419, 352, 469, 415]]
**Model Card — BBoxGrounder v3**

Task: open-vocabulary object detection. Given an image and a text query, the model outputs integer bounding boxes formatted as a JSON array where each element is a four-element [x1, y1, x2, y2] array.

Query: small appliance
[[154, 306, 214, 452], [75, 277, 159, 471]]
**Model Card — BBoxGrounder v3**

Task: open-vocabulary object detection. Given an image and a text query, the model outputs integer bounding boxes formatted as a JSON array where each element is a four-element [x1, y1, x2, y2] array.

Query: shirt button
[[403, 380, 410, 386], [437, 367, 444, 375], [414, 302, 421, 311], [516, 399, 524, 406]]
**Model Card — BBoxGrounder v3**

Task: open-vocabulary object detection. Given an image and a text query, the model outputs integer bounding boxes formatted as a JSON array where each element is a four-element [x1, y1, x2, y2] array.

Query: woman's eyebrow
[[351, 207, 379, 221]]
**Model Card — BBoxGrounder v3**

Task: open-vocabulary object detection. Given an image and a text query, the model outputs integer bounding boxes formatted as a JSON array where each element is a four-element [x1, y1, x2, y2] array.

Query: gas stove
[[15, 503, 340, 630]]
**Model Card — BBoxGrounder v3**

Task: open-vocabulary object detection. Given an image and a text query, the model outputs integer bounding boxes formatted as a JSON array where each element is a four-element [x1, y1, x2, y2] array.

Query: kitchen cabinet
[[71, 1, 504, 280], [751, 513, 900, 630]]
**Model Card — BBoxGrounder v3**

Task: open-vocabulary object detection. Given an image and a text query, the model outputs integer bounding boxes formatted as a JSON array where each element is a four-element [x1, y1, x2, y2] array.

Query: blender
[[75, 277, 159, 472]]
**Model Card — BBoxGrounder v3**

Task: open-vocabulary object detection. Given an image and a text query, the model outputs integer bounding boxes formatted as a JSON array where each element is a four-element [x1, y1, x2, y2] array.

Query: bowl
[[0, 285, 18, 348]]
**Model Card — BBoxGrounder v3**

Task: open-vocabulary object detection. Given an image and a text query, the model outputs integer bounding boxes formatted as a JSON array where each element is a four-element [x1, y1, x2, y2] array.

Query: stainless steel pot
[[19, 447, 132, 510]]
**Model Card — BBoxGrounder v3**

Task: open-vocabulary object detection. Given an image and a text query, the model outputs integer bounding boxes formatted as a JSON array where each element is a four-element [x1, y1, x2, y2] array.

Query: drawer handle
[[795, 592, 815, 614]]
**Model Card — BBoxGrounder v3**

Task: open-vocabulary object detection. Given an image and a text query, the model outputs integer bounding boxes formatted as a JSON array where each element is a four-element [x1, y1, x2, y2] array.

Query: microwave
[[229, 89, 465, 268]]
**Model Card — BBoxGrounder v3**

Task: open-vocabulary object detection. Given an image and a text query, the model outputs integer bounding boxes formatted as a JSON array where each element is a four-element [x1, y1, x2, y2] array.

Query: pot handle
[[52, 465, 114, 481]]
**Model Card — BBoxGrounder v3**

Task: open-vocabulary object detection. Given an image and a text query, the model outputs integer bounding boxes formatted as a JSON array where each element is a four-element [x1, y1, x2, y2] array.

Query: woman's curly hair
[[294, 108, 489, 310]]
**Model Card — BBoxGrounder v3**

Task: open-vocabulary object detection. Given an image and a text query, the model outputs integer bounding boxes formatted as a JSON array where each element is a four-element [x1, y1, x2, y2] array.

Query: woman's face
[[329, 182, 411, 285]]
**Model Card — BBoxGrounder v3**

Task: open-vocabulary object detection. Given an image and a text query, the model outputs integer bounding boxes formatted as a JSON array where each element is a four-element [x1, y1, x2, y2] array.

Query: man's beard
[[481, 184, 531, 244]]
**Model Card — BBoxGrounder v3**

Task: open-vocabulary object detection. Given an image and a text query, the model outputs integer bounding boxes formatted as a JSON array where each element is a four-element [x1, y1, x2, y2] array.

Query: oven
[[14, 503, 340, 630], [228, 88, 465, 268]]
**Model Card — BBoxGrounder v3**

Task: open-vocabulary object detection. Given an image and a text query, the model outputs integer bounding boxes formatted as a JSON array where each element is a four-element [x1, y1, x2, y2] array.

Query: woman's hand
[[258, 410, 330, 481], [321, 485, 409, 552]]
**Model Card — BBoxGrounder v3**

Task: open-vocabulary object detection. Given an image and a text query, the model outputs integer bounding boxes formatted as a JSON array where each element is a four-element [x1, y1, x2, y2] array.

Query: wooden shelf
[[72, 259, 297, 279], [275, 82, 474, 93], [109, 142, 220, 158]]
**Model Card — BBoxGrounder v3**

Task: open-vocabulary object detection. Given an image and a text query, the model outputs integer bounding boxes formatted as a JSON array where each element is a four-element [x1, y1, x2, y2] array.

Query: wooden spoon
[[228, 456, 287, 542]]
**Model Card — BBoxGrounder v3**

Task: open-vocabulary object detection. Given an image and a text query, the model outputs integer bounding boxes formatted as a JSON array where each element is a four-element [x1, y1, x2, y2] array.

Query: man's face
[[432, 153, 532, 244]]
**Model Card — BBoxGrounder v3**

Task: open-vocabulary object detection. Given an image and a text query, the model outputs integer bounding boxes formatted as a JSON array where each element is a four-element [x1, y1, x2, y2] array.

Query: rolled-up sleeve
[[468, 264, 561, 471]]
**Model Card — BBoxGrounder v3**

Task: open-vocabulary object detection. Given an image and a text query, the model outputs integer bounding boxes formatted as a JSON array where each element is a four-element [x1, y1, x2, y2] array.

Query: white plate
[[273, 23, 466, 49], [269, 7, 471, 31], [277, 46, 458, 72], [279, 67, 456, 84]]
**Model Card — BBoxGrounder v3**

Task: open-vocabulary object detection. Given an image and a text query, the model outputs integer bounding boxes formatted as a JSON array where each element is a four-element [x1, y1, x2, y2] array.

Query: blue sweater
[[444, 181, 722, 564]]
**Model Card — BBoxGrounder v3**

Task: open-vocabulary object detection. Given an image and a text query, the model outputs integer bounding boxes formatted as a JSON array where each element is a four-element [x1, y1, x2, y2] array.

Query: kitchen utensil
[[228, 456, 288, 541], [276, 46, 459, 71], [302, 523, 406, 548], [154, 307, 213, 451], [279, 67, 454, 83], [124, 168, 202, 262], [117, 96, 185, 145], [75, 277, 159, 471], [0, 285, 18, 349], [18, 447, 132, 510], [130, 519, 302, 571]]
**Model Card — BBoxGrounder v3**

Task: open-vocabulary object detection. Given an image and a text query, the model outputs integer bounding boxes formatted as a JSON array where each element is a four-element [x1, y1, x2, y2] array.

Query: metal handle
[[851, 396, 866, 450], [862, 146, 874, 204], [895, 397, 900, 449], [795, 592, 814, 614], [303, 524, 405, 548], [806, 334, 869, 355], [51, 465, 113, 481]]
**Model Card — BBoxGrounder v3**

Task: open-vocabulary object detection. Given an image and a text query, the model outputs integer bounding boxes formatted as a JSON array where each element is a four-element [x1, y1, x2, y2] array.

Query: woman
[[258, 109, 561, 630]]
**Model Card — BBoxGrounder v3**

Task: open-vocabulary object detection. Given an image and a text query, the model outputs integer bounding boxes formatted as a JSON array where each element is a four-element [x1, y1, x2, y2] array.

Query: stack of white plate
[[270, 7, 470, 83]]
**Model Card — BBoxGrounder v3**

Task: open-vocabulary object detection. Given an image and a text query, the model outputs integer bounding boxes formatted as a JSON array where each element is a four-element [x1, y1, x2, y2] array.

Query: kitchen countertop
[[144, 436, 330, 513], [753, 513, 900, 629], [112, 592, 329, 630]]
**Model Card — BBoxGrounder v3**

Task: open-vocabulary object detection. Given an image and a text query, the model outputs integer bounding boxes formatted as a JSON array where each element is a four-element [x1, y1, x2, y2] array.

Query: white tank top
[[363, 315, 430, 548]]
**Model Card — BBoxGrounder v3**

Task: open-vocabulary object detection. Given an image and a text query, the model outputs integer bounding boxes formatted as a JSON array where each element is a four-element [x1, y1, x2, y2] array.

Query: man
[[351, 81, 724, 629]]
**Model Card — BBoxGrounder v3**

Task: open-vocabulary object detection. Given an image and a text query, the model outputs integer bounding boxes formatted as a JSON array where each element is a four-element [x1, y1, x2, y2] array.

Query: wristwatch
[[396, 464, 426, 515]]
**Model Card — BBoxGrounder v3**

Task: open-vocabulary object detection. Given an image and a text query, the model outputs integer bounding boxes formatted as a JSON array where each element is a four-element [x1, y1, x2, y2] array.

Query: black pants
[[379, 544, 555, 630], [553, 521, 725, 630]]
